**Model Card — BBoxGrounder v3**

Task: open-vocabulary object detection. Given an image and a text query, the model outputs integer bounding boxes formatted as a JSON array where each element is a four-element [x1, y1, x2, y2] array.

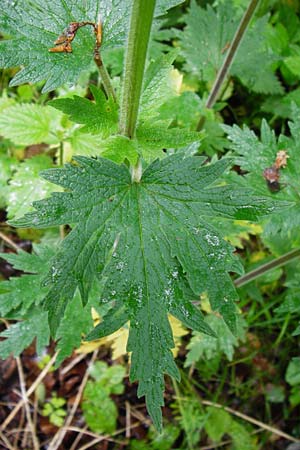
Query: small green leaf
[[286, 357, 300, 386], [136, 122, 201, 161], [0, 245, 55, 316], [82, 383, 118, 434], [49, 86, 118, 137], [140, 50, 180, 121], [185, 313, 247, 366], [0, 104, 62, 145], [99, 135, 139, 165], [7, 155, 57, 220], [205, 407, 232, 442], [69, 130, 104, 156], [0, 310, 50, 358], [82, 361, 125, 434], [284, 56, 300, 77]]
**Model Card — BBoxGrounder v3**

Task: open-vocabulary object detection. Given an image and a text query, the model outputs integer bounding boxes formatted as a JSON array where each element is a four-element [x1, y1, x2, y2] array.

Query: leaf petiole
[[235, 247, 300, 288], [196, 0, 260, 131]]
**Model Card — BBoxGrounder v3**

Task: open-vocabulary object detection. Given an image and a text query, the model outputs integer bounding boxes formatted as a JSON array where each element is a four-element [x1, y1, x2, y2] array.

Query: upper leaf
[[51, 84, 200, 162], [10, 154, 279, 429], [0, 0, 184, 92], [180, 1, 283, 94], [49, 86, 118, 137], [223, 106, 299, 253]]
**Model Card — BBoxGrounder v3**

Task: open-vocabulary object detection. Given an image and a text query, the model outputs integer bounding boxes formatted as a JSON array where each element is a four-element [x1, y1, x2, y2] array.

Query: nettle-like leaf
[[139, 50, 181, 122], [223, 105, 299, 253], [49, 85, 118, 137], [204, 407, 254, 450], [0, 310, 50, 358], [55, 290, 94, 366], [0, 0, 184, 93], [51, 56, 198, 162], [185, 313, 247, 366], [0, 104, 63, 146], [158, 91, 228, 155], [7, 155, 57, 220], [10, 154, 279, 429], [78, 314, 187, 360], [0, 244, 55, 317], [180, 1, 283, 94], [0, 246, 54, 358]]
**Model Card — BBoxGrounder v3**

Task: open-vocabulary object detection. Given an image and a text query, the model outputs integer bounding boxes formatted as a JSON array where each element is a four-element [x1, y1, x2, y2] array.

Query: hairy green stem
[[196, 0, 260, 131], [131, 158, 143, 183], [94, 49, 116, 101], [235, 248, 300, 288], [119, 0, 156, 138]]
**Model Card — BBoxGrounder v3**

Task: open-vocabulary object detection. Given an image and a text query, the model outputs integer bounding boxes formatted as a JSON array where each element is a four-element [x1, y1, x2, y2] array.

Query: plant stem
[[94, 49, 116, 101], [201, 400, 300, 443], [59, 141, 64, 166], [119, 0, 156, 138], [172, 380, 194, 450], [131, 158, 143, 182], [235, 248, 300, 288], [196, 0, 260, 131]]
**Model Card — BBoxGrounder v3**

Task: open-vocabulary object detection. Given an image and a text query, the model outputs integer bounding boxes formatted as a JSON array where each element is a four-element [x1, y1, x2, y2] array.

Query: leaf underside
[[10, 154, 279, 429]]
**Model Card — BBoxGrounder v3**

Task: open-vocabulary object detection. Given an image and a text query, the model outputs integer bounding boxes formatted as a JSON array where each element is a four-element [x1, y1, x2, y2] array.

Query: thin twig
[[65, 426, 124, 446], [196, 0, 260, 131], [0, 431, 15, 450], [235, 247, 300, 288], [125, 401, 131, 438], [201, 399, 300, 443], [94, 51, 117, 101], [13, 408, 25, 449], [16, 357, 40, 450], [173, 380, 194, 450], [48, 350, 99, 450], [69, 425, 86, 450], [77, 419, 151, 450], [200, 428, 265, 449], [94, 17, 116, 101], [200, 438, 233, 449], [0, 352, 58, 432], [60, 353, 87, 376], [0, 230, 20, 252]]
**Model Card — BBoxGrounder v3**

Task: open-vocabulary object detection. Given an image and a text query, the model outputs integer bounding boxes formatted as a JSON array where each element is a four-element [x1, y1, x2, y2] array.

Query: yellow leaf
[[77, 311, 188, 360], [169, 315, 188, 357]]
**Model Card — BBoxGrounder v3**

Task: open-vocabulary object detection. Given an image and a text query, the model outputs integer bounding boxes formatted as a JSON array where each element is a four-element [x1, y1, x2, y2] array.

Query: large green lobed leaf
[[0, 0, 184, 93], [10, 154, 279, 429]]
